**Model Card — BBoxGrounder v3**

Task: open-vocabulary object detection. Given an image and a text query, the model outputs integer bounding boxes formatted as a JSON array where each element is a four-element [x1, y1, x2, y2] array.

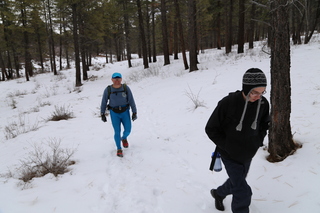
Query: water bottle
[[213, 152, 222, 172]]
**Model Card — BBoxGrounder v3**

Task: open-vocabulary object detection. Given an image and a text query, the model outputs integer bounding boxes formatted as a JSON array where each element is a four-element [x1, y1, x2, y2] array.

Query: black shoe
[[210, 189, 225, 211]]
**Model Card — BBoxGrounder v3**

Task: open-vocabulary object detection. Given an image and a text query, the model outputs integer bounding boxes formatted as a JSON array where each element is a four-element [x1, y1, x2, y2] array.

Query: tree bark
[[79, 20, 88, 81], [268, 0, 301, 162], [0, 50, 9, 80], [249, 1, 256, 49], [59, 15, 63, 70], [136, 0, 149, 69], [145, 2, 152, 63], [216, 0, 221, 50], [304, 0, 320, 44], [225, 0, 233, 54], [47, 0, 57, 75], [123, 0, 132, 67], [173, 20, 178, 60], [63, 16, 71, 69], [1, 13, 13, 79], [72, 3, 82, 87], [151, 0, 157, 63], [237, 0, 245, 53], [188, 0, 198, 72], [21, 7, 32, 81], [174, 0, 188, 69], [160, 0, 170, 65]]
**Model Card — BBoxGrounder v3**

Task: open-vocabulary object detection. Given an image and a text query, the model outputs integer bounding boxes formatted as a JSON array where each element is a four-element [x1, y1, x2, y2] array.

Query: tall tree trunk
[[1, 5, 17, 79], [267, 0, 301, 162], [249, 2, 256, 49], [173, 20, 178, 60], [123, 0, 132, 67], [136, 0, 149, 68], [47, 0, 57, 75], [43, 1, 53, 73], [36, 31, 44, 72], [103, 36, 109, 63], [188, 0, 198, 72], [12, 48, 20, 78], [79, 19, 88, 81], [174, 0, 188, 69], [151, 0, 157, 63], [31, 10, 45, 73], [21, 8, 32, 80], [63, 16, 70, 69], [216, 0, 222, 50], [59, 15, 63, 70], [225, 0, 233, 54], [193, 0, 198, 64], [237, 0, 245, 53], [0, 50, 9, 80], [146, 2, 152, 63], [72, 3, 82, 87], [113, 33, 121, 61], [2, 30, 13, 79], [160, 0, 170, 65], [304, 0, 320, 44]]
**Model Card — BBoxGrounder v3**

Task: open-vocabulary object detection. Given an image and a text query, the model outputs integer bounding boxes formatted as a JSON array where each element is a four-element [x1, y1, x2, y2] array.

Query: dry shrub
[[18, 138, 76, 182], [49, 105, 74, 121]]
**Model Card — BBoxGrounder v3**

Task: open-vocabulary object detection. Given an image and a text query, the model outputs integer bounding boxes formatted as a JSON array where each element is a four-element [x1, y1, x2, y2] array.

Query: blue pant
[[110, 109, 131, 150], [217, 157, 252, 213]]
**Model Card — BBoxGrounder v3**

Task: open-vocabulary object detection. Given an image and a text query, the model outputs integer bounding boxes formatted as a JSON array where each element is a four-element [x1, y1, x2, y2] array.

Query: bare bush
[[6, 90, 28, 98], [42, 86, 52, 98], [88, 75, 98, 81], [7, 97, 17, 109], [4, 114, 40, 139], [49, 105, 74, 121], [18, 138, 76, 182], [185, 85, 206, 110], [37, 99, 51, 107], [31, 80, 41, 94], [91, 63, 105, 71]]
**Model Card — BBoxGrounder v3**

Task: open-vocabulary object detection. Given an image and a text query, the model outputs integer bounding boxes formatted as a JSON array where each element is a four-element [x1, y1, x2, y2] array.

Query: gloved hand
[[101, 113, 107, 122], [132, 113, 137, 121]]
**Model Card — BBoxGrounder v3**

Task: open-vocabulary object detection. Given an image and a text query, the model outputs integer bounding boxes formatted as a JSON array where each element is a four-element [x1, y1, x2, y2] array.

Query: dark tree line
[[0, 0, 319, 82]]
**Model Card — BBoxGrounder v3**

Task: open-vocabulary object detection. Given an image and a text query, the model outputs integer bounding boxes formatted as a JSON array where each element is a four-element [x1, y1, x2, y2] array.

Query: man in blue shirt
[[100, 72, 137, 157]]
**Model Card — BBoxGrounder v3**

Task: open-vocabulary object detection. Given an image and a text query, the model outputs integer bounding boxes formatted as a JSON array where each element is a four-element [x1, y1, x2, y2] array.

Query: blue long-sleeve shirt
[[100, 84, 137, 114]]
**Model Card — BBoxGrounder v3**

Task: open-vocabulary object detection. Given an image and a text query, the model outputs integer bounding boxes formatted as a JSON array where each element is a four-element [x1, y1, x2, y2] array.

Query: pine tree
[[268, 0, 301, 162]]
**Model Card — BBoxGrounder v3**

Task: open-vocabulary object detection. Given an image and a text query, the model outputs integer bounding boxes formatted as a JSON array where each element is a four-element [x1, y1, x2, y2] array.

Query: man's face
[[112, 77, 122, 86], [248, 87, 266, 102]]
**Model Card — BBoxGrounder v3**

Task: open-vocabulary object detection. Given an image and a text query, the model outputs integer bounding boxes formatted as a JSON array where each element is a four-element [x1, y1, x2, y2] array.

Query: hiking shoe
[[122, 139, 129, 148], [210, 189, 225, 211], [117, 149, 123, 157]]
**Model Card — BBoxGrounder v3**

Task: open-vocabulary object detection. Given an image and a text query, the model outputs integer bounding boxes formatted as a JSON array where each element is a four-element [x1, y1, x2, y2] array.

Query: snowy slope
[[0, 36, 320, 213]]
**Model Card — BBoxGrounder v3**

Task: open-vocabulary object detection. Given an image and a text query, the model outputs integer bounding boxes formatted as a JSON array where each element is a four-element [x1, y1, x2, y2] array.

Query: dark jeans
[[217, 157, 252, 213]]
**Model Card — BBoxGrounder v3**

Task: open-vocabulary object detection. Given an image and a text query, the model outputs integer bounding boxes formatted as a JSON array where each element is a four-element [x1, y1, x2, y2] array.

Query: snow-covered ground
[[0, 36, 319, 213]]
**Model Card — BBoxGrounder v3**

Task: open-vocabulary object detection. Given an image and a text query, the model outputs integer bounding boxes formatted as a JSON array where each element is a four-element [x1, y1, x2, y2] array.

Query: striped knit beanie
[[242, 68, 267, 96]]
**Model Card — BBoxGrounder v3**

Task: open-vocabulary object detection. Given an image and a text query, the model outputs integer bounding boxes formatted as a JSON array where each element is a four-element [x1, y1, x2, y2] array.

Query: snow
[[1, 36, 320, 213]]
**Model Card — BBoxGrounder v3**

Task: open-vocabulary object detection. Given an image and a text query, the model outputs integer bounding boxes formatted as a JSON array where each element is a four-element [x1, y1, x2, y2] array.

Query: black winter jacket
[[205, 91, 270, 164]]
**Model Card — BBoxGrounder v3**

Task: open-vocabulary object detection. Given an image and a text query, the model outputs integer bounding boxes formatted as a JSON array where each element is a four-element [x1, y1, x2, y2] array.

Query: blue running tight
[[110, 109, 131, 150]]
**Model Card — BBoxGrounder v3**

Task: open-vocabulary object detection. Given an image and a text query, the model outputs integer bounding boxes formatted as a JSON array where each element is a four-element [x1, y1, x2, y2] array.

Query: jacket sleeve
[[205, 98, 228, 150], [100, 87, 109, 114], [126, 86, 137, 113]]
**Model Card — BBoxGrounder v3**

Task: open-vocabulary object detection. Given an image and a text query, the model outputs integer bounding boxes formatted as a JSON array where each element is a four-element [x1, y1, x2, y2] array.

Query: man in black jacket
[[205, 68, 270, 213]]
